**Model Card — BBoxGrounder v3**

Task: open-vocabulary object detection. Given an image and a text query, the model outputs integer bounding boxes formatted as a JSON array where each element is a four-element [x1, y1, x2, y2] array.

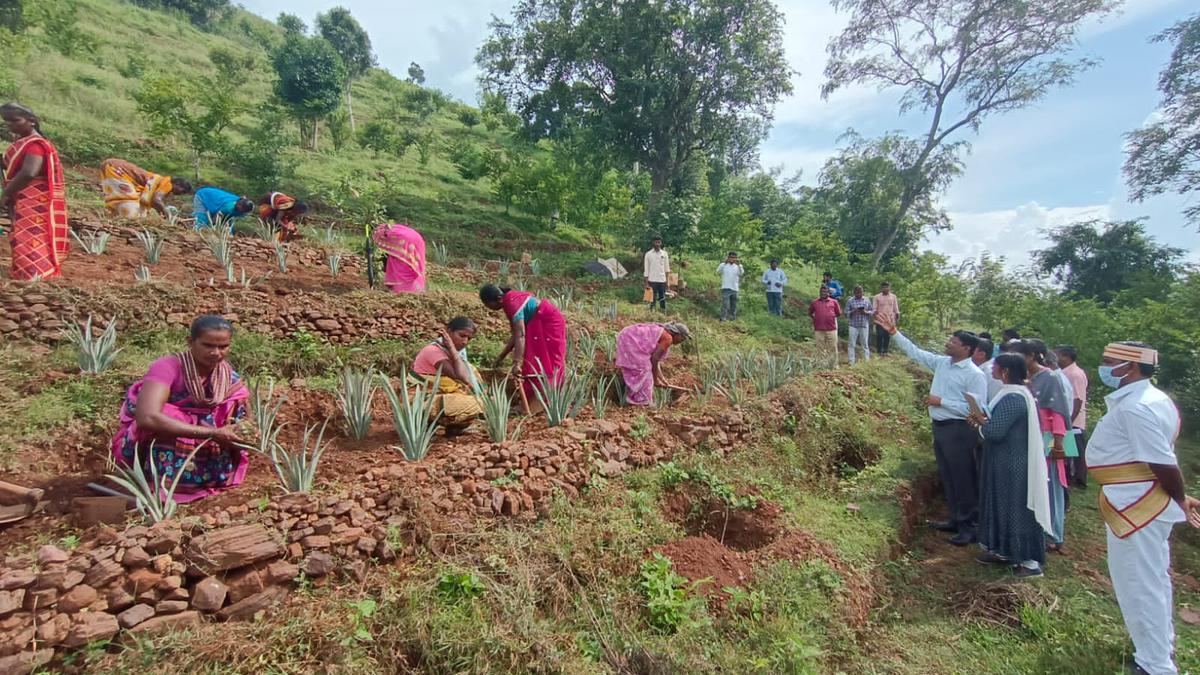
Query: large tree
[[315, 6, 375, 132], [1124, 13, 1200, 228], [823, 0, 1118, 271], [1033, 219, 1185, 304], [273, 36, 346, 150], [477, 0, 792, 209], [816, 132, 961, 265]]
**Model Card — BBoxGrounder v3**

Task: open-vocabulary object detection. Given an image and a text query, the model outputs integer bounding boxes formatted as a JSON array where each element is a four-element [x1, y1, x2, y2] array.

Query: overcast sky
[[240, 0, 1199, 267]]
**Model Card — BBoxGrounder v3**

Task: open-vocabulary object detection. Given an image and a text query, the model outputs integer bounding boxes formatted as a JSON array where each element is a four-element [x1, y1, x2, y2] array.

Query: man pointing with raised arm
[[1087, 342, 1200, 675], [875, 312, 987, 546]]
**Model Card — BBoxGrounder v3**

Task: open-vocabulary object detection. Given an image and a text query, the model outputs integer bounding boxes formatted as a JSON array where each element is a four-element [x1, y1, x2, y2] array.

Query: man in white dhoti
[[1087, 342, 1200, 675]]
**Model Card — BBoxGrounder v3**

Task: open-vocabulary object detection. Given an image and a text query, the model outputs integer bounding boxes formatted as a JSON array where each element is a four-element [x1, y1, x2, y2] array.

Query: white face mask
[[1098, 362, 1130, 388]]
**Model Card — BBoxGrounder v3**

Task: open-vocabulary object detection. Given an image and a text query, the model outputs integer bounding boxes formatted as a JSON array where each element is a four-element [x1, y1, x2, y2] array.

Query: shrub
[[639, 553, 708, 634]]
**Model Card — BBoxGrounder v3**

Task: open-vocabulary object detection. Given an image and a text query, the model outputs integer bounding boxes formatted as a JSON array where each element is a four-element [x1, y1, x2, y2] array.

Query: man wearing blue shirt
[[822, 271, 843, 299], [761, 259, 787, 317], [876, 312, 988, 546]]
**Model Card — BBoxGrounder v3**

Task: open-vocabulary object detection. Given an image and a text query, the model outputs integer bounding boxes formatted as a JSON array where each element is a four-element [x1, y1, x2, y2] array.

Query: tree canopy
[[315, 7, 375, 80], [1124, 13, 1200, 228], [823, 0, 1118, 270], [1033, 219, 1185, 304], [477, 0, 793, 209]]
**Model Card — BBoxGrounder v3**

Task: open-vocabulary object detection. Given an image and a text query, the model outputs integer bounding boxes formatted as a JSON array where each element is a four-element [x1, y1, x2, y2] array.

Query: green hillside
[[6, 0, 575, 260]]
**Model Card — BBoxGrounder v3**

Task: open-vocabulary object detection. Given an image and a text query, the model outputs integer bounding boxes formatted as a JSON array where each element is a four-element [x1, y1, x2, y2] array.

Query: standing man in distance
[[972, 337, 1002, 401], [1086, 342, 1200, 675], [761, 259, 787, 317], [872, 281, 900, 356], [1056, 345, 1090, 488], [643, 235, 670, 312], [876, 312, 987, 546], [822, 271, 844, 299], [717, 251, 744, 322], [808, 285, 842, 368], [844, 285, 873, 365]]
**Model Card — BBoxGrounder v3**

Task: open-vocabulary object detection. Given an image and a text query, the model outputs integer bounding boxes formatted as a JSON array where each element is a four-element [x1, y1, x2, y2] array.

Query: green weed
[[639, 552, 709, 634]]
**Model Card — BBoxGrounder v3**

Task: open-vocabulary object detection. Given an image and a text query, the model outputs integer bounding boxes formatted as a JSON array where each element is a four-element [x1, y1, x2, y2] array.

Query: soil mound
[[655, 535, 752, 599]]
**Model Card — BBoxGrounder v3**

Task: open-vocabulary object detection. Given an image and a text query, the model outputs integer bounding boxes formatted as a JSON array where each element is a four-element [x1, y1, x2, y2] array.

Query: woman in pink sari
[[111, 316, 249, 503], [374, 223, 426, 293], [615, 322, 690, 405], [480, 284, 568, 402]]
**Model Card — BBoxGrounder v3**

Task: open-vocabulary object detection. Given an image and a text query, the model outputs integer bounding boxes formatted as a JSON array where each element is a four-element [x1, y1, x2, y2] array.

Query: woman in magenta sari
[[615, 322, 690, 405], [111, 316, 249, 503], [374, 223, 426, 293], [480, 284, 568, 403]]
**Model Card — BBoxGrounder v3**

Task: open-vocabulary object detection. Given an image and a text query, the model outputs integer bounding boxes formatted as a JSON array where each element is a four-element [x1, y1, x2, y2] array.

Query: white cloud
[[932, 202, 1113, 266]]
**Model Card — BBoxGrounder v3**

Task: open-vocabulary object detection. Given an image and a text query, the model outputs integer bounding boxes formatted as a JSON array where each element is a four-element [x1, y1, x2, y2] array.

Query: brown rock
[[130, 610, 201, 634], [265, 560, 299, 585], [0, 623, 34, 657], [122, 546, 150, 568], [126, 568, 163, 594], [56, 585, 97, 614], [35, 613, 71, 646], [33, 566, 66, 590], [60, 569, 85, 591], [301, 535, 330, 549], [36, 546, 69, 565], [185, 525, 284, 574], [0, 649, 53, 675], [303, 552, 334, 578], [191, 577, 228, 612], [64, 612, 119, 647], [105, 586, 135, 612], [145, 524, 183, 555], [0, 571, 35, 591], [215, 585, 288, 622], [0, 590, 22, 617], [223, 567, 267, 604], [117, 603, 155, 629], [22, 588, 56, 611], [156, 575, 183, 591], [155, 600, 188, 615], [151, 554, 173, 575], [83, 559, 123, 588]]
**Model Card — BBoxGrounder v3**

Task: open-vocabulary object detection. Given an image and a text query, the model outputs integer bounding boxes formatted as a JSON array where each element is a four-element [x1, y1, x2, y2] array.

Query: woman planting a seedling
[[192, 185, 253, 230], [480, 284, 568, 408], [374, 222, 427, 293], [257, 191, 308, 241], [411, 316, 484, 434], [0, 102, 69, 280], [99, 157, 193, 218], [110, 315, 250, 502], [614, 322, 691, 406]]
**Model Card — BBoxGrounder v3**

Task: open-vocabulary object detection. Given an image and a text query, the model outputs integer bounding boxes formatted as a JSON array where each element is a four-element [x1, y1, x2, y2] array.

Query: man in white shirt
[[643, 235, 670, 312], [717, 251, 744, 322], [875, 312, 988, 546], [971, 337, 1002, 401], [1088, 342, 1200, 675], [761, 259, 787, 317]]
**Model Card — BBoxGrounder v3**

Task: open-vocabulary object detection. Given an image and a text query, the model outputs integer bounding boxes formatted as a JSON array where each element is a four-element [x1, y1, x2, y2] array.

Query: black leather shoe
[[949, 532, 976, 547], [975, 551, 1009, 565], [927, 520, 956, 533]]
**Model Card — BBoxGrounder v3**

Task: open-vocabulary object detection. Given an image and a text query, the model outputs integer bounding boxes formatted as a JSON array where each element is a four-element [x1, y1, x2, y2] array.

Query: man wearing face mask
[[1088, 342, 1200, 675]]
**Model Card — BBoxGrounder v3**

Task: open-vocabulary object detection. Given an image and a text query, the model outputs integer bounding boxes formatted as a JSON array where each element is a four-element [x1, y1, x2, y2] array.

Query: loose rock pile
[[0, 292, 68, 341], [0, 413, 750, 670]]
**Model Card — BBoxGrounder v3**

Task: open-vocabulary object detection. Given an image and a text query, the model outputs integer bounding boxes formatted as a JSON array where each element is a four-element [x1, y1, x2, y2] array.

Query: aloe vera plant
[[337, 366, 378, 440], [135, 229, 164, 264], [273, 242, 288, 273], [327, 251, 343, 278], [71, 230, 110, 255], [202, 227, 233, 269], [105, 442, 200, 524], [248, 378, 287, 456], [592, 376, 613, 419], [479, 378, 518, 443], [430, 241, 449, 265], [246, 218, 276, 241], [379, 371, 442, 461], [134, 265, 152, 282], [531, 366, 590, 427], [266, 420, 330, 493], [64, 315, 121, 373]]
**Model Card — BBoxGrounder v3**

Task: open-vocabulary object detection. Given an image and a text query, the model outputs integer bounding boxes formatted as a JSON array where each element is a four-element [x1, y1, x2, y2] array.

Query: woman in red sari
[[1, 103, 68, 280], [480, 284, 567, 403]]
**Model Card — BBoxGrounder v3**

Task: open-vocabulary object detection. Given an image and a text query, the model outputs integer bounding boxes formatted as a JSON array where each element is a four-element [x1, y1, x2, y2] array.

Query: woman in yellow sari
[[99, 158, 192, 217], [411, 317, 483, 434]]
